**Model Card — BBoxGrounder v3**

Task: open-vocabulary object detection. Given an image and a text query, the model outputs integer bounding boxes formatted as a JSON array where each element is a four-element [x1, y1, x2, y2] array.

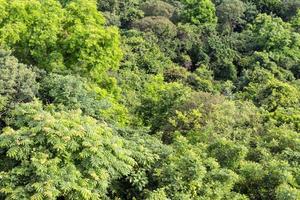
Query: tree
[[180, 0, 217, 26], [97, 0, 144, 27], [248, 0, 300, 20], [108, 130, 169, 199], [154, 136, 242, 200], [0, 0, 64, 69], [291, 9, 300, 32], [249, 0, 282, 15], [216, 0, 246, 33], [137, 75, 190, 133], [237, 67, 300, 112], [39, 74, 104, 118], [236, 157, 300, 199], [186, 65, 215, 92], [132, 16, 177, 41], [207, 34, 238, 80], [279, 0, 300, 20], [0, 0, 122, 80], [243, 14, 300, 77], [256, 80, 300, 112], [141, 0, 175, 19], [249, 14, 292, 51], [161, 91, 261, 144], [0, 101, 136, 199], [40, 73, 130, 125], [208, 138, 248, 169], [61, 0, 123, 80], [0, 50, 38, 114], [121, 30, 174, 74]]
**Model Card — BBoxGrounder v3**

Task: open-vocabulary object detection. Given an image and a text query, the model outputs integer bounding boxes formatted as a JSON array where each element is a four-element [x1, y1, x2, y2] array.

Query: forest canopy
[[0, 0, 299, 199]]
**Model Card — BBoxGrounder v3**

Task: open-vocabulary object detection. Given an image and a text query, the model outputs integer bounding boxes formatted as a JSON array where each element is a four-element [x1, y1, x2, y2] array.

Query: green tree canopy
[[0, 50, 38, 114], [0, 101, 136, 199], [0, 0, 122, 80], [180, 0, 217, 26]]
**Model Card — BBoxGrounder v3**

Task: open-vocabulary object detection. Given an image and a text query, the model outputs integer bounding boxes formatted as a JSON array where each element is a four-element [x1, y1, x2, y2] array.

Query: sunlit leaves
[[0, 101, 135, 199], [0, 0, 122, 80]]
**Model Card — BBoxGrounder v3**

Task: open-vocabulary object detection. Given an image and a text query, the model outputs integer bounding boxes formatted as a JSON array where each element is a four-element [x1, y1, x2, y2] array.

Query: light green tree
[[0, 0, 122, 80], [180, 0, 217, 26], [0, 101, 136, 199]]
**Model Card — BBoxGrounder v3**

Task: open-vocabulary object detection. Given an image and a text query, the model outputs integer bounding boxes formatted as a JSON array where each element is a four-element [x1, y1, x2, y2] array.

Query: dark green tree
[[0, 50, 38, 114]]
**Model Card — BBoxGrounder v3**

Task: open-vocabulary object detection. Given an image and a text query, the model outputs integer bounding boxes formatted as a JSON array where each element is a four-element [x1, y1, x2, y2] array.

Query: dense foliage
[[0, 0, 299, 199]]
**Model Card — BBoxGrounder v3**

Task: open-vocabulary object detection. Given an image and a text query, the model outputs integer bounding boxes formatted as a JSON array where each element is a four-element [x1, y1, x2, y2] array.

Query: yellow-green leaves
[[0, 101, 135, 199], [0, 0, 122, 80], [62, 0, 122, 78], [180, 0, 217, 27]]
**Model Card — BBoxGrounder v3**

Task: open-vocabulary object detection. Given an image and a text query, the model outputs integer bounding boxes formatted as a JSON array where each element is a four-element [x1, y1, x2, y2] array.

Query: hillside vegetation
[[0, 0, 299, 199]]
